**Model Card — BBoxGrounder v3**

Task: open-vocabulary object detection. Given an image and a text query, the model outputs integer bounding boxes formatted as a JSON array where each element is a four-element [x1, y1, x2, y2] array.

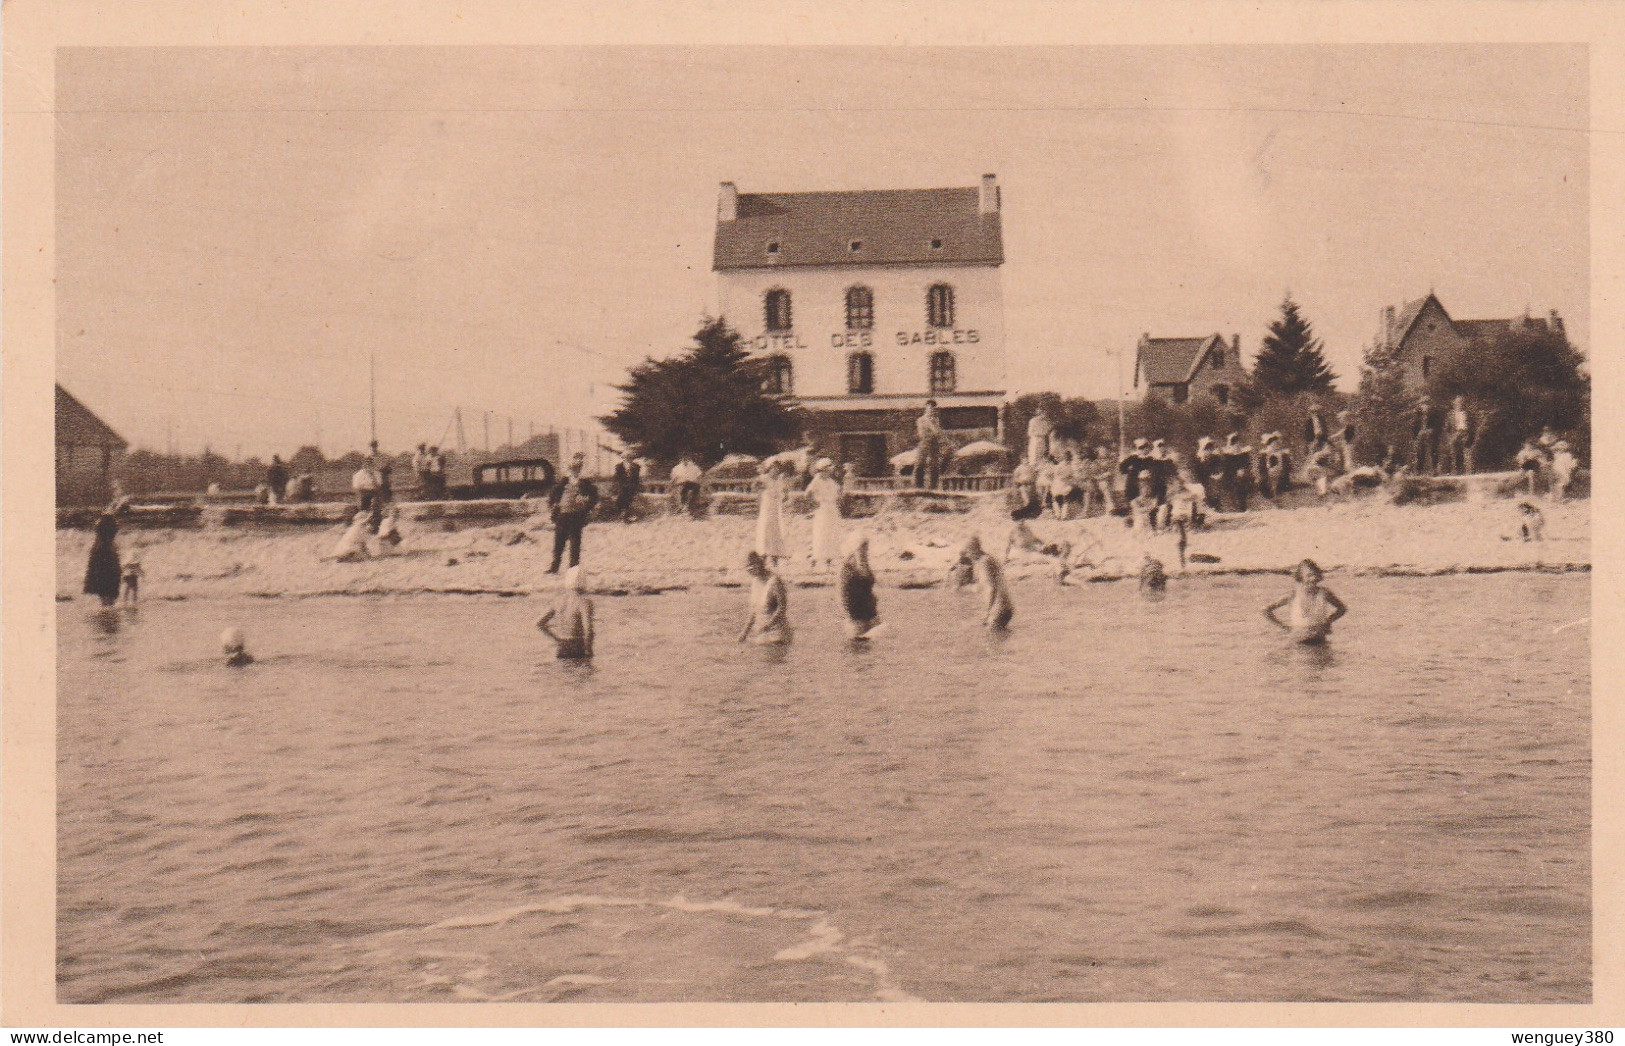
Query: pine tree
[[599, 317, 804, 469], [1252, 295, 1338, 397]]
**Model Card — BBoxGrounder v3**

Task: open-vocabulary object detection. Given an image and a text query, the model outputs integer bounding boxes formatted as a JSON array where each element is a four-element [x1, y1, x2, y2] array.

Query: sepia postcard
[[4, 0, 1622, 1033]]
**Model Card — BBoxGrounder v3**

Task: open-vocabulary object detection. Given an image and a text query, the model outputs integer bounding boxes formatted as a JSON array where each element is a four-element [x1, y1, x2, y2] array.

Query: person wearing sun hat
[[807, 457, 843, 572]]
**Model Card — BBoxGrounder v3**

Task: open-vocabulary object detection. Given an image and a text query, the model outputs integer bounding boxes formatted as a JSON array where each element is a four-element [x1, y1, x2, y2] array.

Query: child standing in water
[[839, 533, 882, 640], [737, 551, 792, 645], [1264, 559, 1348, 644], [537, 566, 595, 660], [120, 553, 143, 604], [960, 536, 1014, 629]]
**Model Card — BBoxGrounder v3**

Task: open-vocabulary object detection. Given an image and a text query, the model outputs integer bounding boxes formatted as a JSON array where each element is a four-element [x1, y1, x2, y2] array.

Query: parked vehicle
[[445, 458, 556, 500]]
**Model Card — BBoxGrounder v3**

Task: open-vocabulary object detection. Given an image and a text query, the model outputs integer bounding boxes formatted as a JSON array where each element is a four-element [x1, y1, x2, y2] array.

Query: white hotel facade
[[713, 176, 1007, 476]]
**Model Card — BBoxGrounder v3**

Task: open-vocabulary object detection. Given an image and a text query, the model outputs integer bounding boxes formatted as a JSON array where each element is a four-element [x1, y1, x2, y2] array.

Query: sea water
[[57, 573, 1589, 1003]]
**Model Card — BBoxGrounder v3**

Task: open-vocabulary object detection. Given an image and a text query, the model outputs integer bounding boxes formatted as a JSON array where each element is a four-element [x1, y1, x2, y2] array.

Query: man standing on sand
[[1410, 396, 1440, 476], [1027, 406, 1053, 467], [413, 444, 432, 497], [1445, 395, 1476, 475], [265, 455, 287, 506], [351, 457, 381, 517], [670, 456, 703, 516], [1333, 411, 1357, 473], [429, 446, 448, 498], [547, 452, 600, 574], [915, 400, 945, 490]]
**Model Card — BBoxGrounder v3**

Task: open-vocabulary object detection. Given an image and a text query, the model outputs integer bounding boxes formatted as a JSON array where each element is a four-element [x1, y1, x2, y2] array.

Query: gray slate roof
[[714, 187, 1004, 270]]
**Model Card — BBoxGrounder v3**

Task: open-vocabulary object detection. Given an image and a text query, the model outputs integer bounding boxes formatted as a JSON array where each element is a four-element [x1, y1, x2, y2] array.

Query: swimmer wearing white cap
[[220, 627, 254, 667], [537, 566, 594, 659]]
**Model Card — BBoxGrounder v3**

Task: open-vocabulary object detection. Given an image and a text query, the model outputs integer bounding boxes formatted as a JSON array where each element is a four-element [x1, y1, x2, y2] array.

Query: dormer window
[[848, 239, 863, 252], [766, 241, 780, 256], [930, 238, 943, 250]]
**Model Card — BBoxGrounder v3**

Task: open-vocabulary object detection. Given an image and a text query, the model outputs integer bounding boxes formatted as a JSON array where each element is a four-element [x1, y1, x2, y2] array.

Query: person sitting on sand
[[120, 553, 143, 604], [221, 627, 254, 667], [1264, 559, 1348, 644], [1006, 519, 1074, 584], [1307, 439, 1343, 498], [1139, 553, 1167, 593], [329, 511, 373, 562], [537, 566, 594, 660], [960, 536, 1014, 629], [737, 551, 792, 645], [376, 506, 403, 549], [839, 533, 882, 640], [1518, 501, 1546, 542]]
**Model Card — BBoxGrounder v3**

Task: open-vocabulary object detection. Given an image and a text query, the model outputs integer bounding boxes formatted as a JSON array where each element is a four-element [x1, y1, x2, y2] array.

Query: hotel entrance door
[[838, 434, 890, 478]]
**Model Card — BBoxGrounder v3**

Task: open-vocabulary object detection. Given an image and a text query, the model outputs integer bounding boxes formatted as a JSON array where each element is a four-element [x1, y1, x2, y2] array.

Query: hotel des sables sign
[[745, 328, 982, 351]]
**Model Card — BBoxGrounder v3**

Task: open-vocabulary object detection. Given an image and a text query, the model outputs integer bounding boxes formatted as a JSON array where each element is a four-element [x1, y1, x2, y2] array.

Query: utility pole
[[483, 411, 491, 452], [507, 416, 514, 451], [454, 407, 466, 455]]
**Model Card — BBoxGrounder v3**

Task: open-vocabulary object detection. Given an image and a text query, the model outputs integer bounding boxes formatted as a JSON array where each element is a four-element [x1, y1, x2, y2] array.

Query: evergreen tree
[[1252, 295, 1338, 397], [600, 317, 805, 469]]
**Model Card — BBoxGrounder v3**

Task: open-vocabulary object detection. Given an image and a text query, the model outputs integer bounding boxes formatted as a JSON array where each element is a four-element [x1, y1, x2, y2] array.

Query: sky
[[55, 45, 1588, 458]]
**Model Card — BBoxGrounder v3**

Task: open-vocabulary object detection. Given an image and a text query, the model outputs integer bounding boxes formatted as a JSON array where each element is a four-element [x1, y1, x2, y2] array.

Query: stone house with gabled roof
[[1134, 332, 1244, 405], [1378, 292, 1565, 391], [713, 176, 1007, 478], [56, 384, 128, 506]]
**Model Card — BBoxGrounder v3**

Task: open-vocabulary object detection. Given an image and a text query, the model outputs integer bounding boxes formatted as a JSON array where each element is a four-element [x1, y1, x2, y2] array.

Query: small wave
[[398, 892, 919, 1002]]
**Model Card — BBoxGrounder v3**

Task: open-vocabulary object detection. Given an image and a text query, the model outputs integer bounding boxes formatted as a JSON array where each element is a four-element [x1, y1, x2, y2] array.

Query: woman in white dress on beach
[[755, 461, 789, 566], [807, 458, 842, 572]]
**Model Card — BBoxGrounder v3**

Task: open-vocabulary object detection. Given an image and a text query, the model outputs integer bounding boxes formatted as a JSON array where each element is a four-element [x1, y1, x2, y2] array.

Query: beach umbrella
[[707, 453, 761, 477], [763, 446, 812, 471], [953, 440, 1010, 459]]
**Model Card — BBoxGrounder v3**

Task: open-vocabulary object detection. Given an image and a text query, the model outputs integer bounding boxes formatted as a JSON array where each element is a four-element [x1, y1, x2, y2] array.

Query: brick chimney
[[1550, 309, 1565, 335], [979, 173, 999, 215], [1231, 333, 1240, 359], [1383, 305, 1396, 348], [718, 181, 738, 222]]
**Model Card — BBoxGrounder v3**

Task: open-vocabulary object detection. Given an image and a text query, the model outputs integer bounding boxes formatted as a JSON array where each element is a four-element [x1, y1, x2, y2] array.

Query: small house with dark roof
[[1134, 332, 1244, 405], [713, 176, 1007, 478], [1378, 292, 1565, 391], [56, 384, 128, 506]]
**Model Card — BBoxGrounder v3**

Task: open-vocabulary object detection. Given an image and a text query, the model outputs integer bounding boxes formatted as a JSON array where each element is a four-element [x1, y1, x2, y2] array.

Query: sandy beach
[[58, 492, 1589, 601]]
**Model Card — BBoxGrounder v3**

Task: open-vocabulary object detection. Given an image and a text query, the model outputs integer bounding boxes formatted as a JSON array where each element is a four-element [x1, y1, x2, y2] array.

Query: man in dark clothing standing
[[1410, 396, 1440, 475], [548, 452, 600, 574], [266, 455, 288, 506]]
